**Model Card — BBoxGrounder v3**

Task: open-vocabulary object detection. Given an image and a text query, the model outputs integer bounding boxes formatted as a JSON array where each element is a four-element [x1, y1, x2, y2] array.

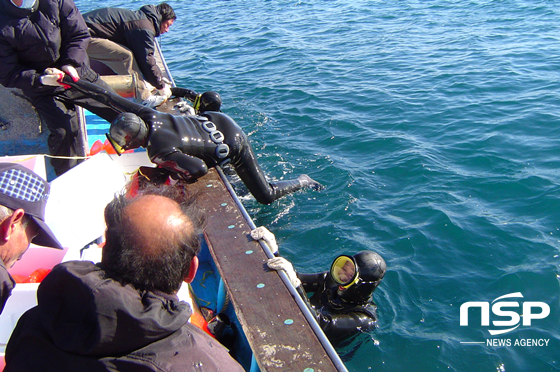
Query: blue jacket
[[83, 5, 167, 89], [0, 0, 90, 97]]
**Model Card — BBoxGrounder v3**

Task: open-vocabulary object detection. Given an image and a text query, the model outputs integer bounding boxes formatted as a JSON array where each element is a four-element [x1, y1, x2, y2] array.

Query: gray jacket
[[83, 5, 167, 89]]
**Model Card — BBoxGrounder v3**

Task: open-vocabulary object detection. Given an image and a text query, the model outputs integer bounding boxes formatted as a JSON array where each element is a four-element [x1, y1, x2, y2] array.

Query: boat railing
[[215, 166, 349, 372]]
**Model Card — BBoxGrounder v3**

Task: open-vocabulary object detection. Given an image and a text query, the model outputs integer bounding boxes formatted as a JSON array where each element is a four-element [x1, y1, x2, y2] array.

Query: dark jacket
[[0, 0, 90, 97], [83, 5, 166, 89], [4, 261, 244, 372], [0, 260, 15, 314]]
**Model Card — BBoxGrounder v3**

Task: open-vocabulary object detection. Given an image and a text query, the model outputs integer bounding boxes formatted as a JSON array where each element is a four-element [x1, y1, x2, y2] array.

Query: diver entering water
[[42, 72, 323, 204], [296, 251, 386, 342], [252, 224, 386, 344], [252, 226, 386, 343]]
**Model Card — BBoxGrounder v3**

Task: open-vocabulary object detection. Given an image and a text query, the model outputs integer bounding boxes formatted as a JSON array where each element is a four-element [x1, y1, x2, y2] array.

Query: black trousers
[[31, 67, 120, 176]]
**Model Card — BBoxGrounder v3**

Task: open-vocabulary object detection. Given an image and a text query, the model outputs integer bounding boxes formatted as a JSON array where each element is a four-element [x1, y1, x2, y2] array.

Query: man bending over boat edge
[[41, 71, 324, 205], [4, 185, 244, 372], [0, 164, 63, 315]]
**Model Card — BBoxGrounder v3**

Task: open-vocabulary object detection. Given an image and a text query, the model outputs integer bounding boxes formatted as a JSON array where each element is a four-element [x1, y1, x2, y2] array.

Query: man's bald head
[[123, 195, 192, 257], [102, 185, 204, 293]]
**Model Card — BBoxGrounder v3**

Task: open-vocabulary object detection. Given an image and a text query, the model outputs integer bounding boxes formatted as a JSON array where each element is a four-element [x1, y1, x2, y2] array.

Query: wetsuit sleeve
[[298, 272, 328, 293], [152, 151, 209, 181], [61, 75, 151, 116], [317, 311, 377, 342]]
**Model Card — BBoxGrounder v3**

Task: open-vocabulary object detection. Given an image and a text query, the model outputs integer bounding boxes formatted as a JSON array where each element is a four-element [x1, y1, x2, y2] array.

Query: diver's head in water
[[194, 91, 222, 112], [107, 113, 149, 155], [330, 251, 386, 305]]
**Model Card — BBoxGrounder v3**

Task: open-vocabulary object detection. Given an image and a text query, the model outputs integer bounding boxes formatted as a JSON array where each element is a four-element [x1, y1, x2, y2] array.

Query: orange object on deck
[[89, 139, 135, 156], [190, 311, 214, 338], [89, 140, 104, 156], [13, 268, 51, 283], [28, 268, 51, 283]]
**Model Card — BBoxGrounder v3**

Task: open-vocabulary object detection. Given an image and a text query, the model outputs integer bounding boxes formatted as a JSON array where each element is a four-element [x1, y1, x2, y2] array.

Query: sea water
[[78, 1, 560, 371]]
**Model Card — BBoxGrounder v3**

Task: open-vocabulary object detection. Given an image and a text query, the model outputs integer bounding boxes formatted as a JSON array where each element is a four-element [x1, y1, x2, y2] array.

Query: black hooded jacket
[[4, 261, 244, 372], [83, 5, 167, 89], [0, 0, 90, 97]]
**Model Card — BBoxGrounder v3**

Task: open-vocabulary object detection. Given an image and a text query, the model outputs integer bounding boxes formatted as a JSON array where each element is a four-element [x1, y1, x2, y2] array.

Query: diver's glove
[[251, 226, 278, 255], [156, 83, 172, 100], [142, 95, 166, 108], [40, 65, 79, 89], [267, 257, 301, 288], [143, 83, 173, 108], [175, 101, 196, 115]]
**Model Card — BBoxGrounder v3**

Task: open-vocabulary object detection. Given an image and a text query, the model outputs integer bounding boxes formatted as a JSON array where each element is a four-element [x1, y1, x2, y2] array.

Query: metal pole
[[215, 166, 349, 372]]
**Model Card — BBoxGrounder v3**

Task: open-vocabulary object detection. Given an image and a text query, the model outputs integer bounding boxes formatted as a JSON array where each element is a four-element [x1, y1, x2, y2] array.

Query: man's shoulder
[[42, 260, 102, 290], [83, 7, 137, 23], [152, 323, 245, 371], [53, 259, 97, 272]]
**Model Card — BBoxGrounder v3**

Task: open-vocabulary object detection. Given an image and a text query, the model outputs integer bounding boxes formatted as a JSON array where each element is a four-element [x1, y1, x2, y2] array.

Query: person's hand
[[175, 101, 195, 115], [251, 226, 278, 255], [40, 68, 66, 87], [267, 257, 301, 288], [61, 65, 79, 82], [40, 66, 79, 89], [142, 84, 172, 108], [156, 83, 172, 99]]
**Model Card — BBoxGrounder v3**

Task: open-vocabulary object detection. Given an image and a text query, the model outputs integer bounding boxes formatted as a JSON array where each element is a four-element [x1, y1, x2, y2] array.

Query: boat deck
[[0, 42, 347, 372], [187, 168, 339, 372]]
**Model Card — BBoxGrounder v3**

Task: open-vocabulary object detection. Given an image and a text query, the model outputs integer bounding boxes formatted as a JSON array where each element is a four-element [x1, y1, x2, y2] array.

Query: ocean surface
[[79, 1, 560, 371]]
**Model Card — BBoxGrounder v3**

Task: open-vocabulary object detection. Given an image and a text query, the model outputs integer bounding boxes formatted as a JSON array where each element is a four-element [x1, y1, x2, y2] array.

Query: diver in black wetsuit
[[51, 74, 323, 204], [266, 247, 386, 343]]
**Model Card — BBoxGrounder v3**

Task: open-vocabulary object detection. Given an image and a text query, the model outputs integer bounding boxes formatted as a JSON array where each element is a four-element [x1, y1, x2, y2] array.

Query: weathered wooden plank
[[188, 168, 338, 372]]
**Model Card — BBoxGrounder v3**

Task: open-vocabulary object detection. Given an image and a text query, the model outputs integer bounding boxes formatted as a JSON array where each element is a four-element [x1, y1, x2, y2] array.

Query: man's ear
[[0, 209, 25, 243], [183, 255, 199, 284]]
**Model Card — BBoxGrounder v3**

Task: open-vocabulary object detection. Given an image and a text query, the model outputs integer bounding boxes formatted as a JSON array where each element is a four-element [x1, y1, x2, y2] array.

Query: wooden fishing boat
[[0, 43, 348, 372]]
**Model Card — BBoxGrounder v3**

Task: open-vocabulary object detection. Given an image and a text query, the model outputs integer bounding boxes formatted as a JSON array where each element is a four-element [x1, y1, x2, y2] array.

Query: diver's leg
[[231, 139, 323, 204], [204, 112, 323, 204], [61, 67, 157, 125], [61, 66, 122, 123]]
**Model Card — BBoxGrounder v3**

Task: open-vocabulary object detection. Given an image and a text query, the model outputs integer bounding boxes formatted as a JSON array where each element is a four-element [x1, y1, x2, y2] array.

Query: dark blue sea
[[79, 1, 560, 371]]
